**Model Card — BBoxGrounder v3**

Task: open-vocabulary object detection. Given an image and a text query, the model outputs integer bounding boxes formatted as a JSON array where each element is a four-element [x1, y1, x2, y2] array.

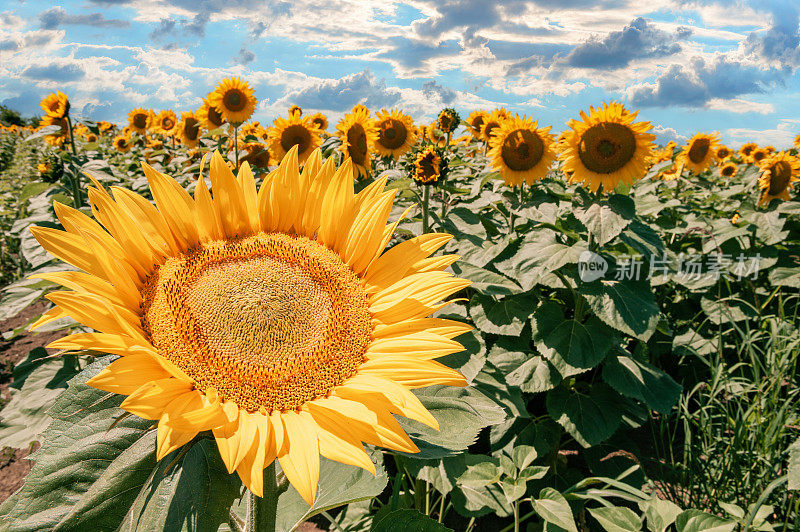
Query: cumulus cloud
[[284, 69, 402, 111], [744, 1, 800, 69], [233, 47, 255, 65], [652, 125, 687, 144], [565, 17, 689, 69], [421, 80, 456, 104], [22, 63, 86, 82], [727, 119, 799, 148], [38, 7, 129, 30]]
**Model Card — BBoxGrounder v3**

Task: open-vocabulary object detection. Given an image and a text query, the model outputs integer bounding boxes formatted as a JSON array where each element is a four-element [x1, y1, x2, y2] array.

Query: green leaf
[[469, 293, 537, 336], [788, 437, 800, 490], [602, 354, 681, 413], [639, 497, 682, 532], [588, 506, 643, 532], [546, 384, 622, 447], [533, 302, 615, 370], [532, 488, 578, 532], [506, 354, 561, 393], [371, 509, 453, 532], [494, 229, 587, 290], [398, 386, 506, 459], [500, 478, 528, 503], [275, 451, 388, 532], [437, 329, 486, 384], [578, 280, 660, 341], [451, 262, 521, 295], [674, 510, 736, 532], [575, 202, 631, 246], [451, 454, 512, 517]]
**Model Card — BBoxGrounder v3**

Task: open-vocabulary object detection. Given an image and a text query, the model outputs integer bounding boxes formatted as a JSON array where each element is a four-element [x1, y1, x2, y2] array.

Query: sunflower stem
[[247, 461, 280, 532], [422, 185, 430, 233], [66, 115, 77, 156]]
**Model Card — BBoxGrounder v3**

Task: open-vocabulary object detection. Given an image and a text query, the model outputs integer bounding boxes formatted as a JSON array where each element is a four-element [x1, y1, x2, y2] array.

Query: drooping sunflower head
[[413, 146, 445, 185], [719, 162, 737, 178], [267, 112, 322, 165], [752, 148, 769, 165], [241, 143, 271, 169], [482, 111, 506, 143], [153, 110, 178, 137], [374, 109, 416, 159], [128, 108, 152, 135], [40, 90, 70, 119], [178, 111, 202, 148], [427, 124, 446, 147], [739, 142, 758, 161], [715, 145, 732, 161], [758, 151, 800, 205], [289, 105, 302, 117], [336, 106, 378, 179], [31, 146, 470, 505], [559, 101, 656, 193], [113, 135, 132, 152], [677, 132, 720, 174], [309, 112, 328, 132], [198, 99, 227, 130], [488, 115, 556, 186], [466, 110, 487, 138], [437, 108, 460, 134], [40, 115, 69, 147], [208, 77, 257, 125]]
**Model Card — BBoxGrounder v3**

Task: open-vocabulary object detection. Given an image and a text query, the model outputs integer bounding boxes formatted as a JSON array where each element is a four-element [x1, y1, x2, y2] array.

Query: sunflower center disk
[[281, 124, 311, 154], [769, 161, 792, 195], [347, 125, 368, 164], [134, 114, 147, 129], [578, 123, 637, 174], [140, 233, 372, 413], [224, 90, 246, 112], [380, 120, 406, 149], [688, 138, 710, 163], [501, 129, 544, 171]]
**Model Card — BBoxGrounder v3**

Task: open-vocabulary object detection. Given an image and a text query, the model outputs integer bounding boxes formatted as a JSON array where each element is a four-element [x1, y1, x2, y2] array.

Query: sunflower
[[559, 101, 655, 193], [40, 91, 70, 119], [731, 212, 740, 224], [488, 115, 556, 186], [268, 112, 322, 165], [758, 151, 800, 205], [98, 121, 115, 133], [794, 133, 800, 151], [658, 161, 684, 181], [466, 110, 487, 138], [208, 77, 257, 124], [29, 146, 470, 504], [374, 109, 416, 159], [482, 111, 506, 143], [427, 124, 446, 148], [677, 133, 720, 174], [85, 133, 98, 143], [198, 99, 227, 131], [417, 125, 429, 144], [153, 110, 178, 137], [739, 142, 758, 161], [241, 143, 271, 169], [719, 162, 737, 178], [178, 112, 202, 148], [309, 113, 328, 132], [715, 145, 732, 161], [289, 105, 302, 117], [128, 108, 152, 135], [37, 162, 51, 174], [751, 148, 769, 165], [113, 135, 132, 152], [413, 146, 443, 185], [40, 116, 68, 147], [336, 106, 378, 179], [437, 108, 460, 135]]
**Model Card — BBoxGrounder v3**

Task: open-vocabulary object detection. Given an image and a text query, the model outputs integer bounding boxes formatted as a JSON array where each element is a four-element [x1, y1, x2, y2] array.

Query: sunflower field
[[0, 83, 799, 532]]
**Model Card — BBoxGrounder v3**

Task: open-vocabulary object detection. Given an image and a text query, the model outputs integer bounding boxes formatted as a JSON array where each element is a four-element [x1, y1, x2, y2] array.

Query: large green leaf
[[532, 488, 578, 532], [575, 202, 631, 246], [398, 385, 506, 459], [639, 497, 682, 532], [451, 454, 512, 517], [533, 302, 615, 371], [602, 354, 681, 413], [371, 509, 453, 532], [494, 229, 587, 290], [588, 506, 643, 532], [578, 280, 660, 341], [469, 292, 537, 336], [451, 262, 521, 295], [546, 384, 622, 447], [674, 510, 736, 532]]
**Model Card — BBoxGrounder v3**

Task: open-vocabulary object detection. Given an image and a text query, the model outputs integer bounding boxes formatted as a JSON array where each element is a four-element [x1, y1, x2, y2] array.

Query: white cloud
[[707, 97, 774, 114], [726, 119, 799, 148]]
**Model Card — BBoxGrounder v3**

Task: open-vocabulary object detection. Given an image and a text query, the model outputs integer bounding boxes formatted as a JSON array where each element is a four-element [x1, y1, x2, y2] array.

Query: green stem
[[422, 185, 430, 234], [66, 115, 77, 156], [437, 492, 446, 523], [513, 501, 519, 532], [440, 189, 447, 219], [247, 461, 280, 532]]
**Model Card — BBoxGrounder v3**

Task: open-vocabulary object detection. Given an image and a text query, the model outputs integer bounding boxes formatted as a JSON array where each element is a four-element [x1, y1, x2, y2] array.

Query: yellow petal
[[365, 332, 464, 360], [29, 306, 68, 331], [47, 332, 155, 357], [142, 162, 199, 251], [373, 318, 472, 340], [235, 416, 266, 498], [46, 291, 146, 342], [237, 162, 260, 233], [231, 410, 259, 473], [308, 406, 376, 475], [336, 375, 439, 430], [365, 233, 452, 291], [121, 378, 194, 420], [277, 410, 320, 506], [111, 186, 179, 257], [86, 353, 173, 394], [358, 356, 468, 388], [210, 151, 248, 238], [194, 175, 223, 242], [31, 271, 139, 312], [342, 190, 396, 274], [155, 422, 196, 461]]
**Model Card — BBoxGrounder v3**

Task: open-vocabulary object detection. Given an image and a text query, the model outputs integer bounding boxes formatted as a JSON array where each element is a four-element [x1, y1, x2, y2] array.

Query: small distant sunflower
[[488, 115, 556, 186], [466, 110, 487, 138], [37, 162, 51, 174], [289, 105, 302, 117], [494, 107, 511, 119], [427, 125, 446, 148], [559, 101, 655, 193], [309, 112, 328, 132], [751, 148, 769, 165], [336, 106, 378, 179], [658, 161, 684, 181], [739, 142, 758, 161], [128, 108, 152, 135], [482, 111, 506, 143], [113, 135, 132, 152], [97, 121, 115, 133], [40, 91, 70, 119], [437, 108, 460, 135], [678, 133, 720, 174], [374, 109, 416, 159], [413, 146, 443, 185], [731, 212, 740, 224], [40, 116, 68, 147], [208, 77, 257, 125], [268, 112, 322, 165], [198, 99, 227, 131], [715, 145, 732, 161], [719, 162, 737, 178], [85, 133, 98, 143], [758, 151, 800, 205], [30, 147, 469, 505], [178, 112, 202, 148], [153, 110, 178, 137]]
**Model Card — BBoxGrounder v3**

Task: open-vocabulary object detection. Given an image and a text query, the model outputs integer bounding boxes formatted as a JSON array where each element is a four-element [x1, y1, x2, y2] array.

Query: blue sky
[[1, 0, 799, 147]]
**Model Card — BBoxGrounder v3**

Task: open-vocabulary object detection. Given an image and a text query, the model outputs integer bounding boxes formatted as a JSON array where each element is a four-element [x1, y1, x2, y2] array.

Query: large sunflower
[[758, 151, 800, 205], [178, 111, 202, 148], [466, 110, 487, 139], [30, 147, 469, 504], [198, 99, 227, 131], [336, 106, 378, 179], [267, 113, 321, 165], [40, 91, 70, 119], [153, 110, 178, 137], [208, 77, 257, 124], [374, 109, 416, 159], [678, 133, 720, 174], [488, 115, 556, 186], [40, 115, 69, 147], [559, 101, 655, 193], [413, 146, 443, 185], [128, 108, 152, 135]]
